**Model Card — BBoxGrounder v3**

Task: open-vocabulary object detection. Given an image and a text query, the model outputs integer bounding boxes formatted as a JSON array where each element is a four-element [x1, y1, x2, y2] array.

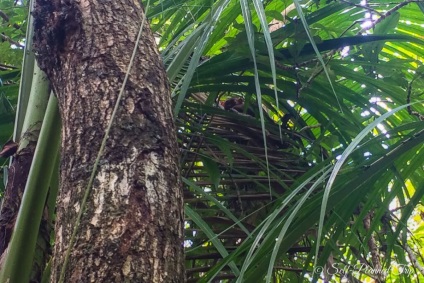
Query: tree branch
[[0, 33, 24, 48]]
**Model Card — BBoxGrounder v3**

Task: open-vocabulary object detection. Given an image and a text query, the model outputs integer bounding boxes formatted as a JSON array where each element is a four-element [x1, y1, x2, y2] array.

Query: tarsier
[[221, 97, 255, 116], [221, 97, 295, 131], [222, 97, 244, 112]]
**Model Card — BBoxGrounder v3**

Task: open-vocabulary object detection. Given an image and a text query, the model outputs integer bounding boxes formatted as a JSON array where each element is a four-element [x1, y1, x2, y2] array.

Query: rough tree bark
[[33, 0, 184, 282]]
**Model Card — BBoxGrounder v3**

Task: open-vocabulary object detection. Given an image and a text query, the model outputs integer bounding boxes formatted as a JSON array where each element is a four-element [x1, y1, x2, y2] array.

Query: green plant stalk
[[13, 0, 36, 142], [2, 65, 49, 210], [0, 94, 61, 283], [31, 147, 60, 282], [47, 151, 60, 221], [18, 64, 50, 150]]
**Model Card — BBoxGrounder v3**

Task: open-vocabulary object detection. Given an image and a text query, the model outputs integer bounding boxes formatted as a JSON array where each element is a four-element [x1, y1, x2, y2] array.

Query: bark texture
[[33, 0, 184, 282]]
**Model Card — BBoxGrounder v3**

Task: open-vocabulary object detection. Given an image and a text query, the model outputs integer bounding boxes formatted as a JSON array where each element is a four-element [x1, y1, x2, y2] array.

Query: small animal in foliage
[[221, 97, 255, 116]]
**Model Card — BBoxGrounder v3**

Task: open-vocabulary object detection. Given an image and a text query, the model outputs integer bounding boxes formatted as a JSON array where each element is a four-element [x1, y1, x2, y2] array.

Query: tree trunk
[[33, 1, 184, 282]]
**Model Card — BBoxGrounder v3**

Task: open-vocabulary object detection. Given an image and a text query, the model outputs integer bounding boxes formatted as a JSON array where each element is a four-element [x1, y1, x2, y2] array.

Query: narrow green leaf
[[314, 103, 411, 267], [185, 205, 240, 276]]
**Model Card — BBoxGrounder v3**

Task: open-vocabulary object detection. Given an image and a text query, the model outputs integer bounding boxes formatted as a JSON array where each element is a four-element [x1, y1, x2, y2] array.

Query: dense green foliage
[[1, 0, 423, 282]]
